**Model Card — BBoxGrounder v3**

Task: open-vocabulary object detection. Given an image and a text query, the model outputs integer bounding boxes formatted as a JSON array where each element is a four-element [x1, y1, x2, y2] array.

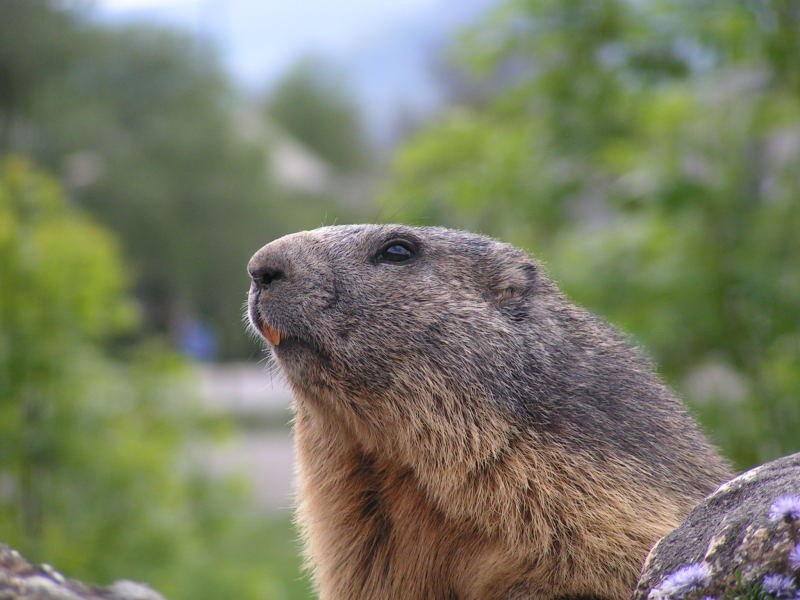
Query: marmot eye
[[378, 242, 414, 263]]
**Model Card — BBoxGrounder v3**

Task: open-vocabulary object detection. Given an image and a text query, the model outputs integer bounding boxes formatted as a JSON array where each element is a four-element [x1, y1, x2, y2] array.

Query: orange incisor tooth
[[261, 323, 281, 346]]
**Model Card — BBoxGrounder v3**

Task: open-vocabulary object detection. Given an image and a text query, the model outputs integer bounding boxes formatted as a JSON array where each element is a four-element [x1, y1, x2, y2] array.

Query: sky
[[94, 0, 495, 143]]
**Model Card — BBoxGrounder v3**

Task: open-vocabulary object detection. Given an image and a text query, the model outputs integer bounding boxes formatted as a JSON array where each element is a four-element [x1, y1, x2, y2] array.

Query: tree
[[0, 0, 84, 148]]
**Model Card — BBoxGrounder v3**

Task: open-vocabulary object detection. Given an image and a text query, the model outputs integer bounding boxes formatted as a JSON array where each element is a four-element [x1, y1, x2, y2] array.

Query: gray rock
[[633, 452, 800, 599], [0, 545, 165, 600]]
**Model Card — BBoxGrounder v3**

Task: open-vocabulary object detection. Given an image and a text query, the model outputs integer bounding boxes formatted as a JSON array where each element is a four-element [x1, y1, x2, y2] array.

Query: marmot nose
[[249, 264, 285, 290]]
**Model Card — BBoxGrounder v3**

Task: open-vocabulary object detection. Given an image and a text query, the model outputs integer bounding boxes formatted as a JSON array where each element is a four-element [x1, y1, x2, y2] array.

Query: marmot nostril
[[249, 265, 284, 289]]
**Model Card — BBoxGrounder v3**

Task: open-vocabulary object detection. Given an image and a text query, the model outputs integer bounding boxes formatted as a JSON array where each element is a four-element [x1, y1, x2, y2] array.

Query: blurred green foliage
[[381, 0, 800, 469], [0, 158, 310, 598]]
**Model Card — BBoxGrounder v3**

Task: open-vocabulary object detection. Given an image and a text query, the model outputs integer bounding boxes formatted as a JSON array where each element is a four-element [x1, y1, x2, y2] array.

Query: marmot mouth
[[260, 321, 281, 346], [249, 306, 282, 346], [251, 310, 314, 354], [249, 303, 324, 364]]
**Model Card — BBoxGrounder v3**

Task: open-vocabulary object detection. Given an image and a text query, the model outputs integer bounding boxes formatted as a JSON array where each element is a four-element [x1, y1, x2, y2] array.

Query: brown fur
[[246, 225, 732, 600]]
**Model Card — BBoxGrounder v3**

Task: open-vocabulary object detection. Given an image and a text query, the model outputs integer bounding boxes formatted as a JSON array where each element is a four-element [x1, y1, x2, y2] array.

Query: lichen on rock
[[633, 452, 800, 600]]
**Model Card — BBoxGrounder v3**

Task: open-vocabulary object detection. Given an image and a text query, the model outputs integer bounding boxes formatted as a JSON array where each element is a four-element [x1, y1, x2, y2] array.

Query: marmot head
[[246, 225, 559, 440], [247, 224, 729, 493]]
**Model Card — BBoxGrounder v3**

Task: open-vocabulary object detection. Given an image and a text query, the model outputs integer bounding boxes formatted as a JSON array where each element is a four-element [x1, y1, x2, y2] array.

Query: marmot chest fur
[[246, 225, 732, 600]]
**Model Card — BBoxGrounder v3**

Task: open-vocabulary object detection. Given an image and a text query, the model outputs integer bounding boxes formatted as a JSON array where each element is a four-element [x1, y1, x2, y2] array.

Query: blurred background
[[1, 0, 798, 597]]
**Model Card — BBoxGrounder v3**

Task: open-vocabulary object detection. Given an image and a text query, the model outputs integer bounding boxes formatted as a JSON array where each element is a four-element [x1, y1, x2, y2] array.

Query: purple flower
[[789, 541, 800, 571], [769, 496, 800, 523], [762, 574, 797, 599], [650, 562, 710, 598]]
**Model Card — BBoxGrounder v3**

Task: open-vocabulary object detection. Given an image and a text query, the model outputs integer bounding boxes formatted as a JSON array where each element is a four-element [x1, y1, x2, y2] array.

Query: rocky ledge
[[0, 545, 164, 600], [633, 452, 800, 600]]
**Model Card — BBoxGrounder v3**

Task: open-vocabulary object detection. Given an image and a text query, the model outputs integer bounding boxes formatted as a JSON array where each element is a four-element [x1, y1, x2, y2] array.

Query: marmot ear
[[487, 251, 538, 307]]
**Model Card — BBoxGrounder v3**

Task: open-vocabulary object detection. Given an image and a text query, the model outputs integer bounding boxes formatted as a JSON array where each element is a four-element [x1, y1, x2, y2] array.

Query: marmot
[[246, 225, 732, 600]]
